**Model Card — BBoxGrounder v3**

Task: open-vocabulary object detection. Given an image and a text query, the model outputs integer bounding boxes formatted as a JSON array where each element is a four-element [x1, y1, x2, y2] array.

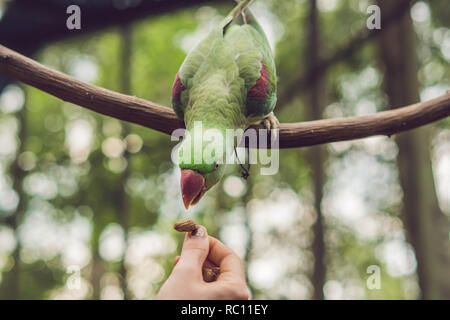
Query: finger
[[173, 256, 180, 266], [206, 236, 245, 282], [177, 226, 209, 272]]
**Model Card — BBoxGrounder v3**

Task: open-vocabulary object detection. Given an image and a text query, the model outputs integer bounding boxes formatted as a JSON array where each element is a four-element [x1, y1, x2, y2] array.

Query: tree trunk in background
[[307, 0, 326, 300], [91, 238, 103, 300], [117, 25, 132, 300], [378, 0, 450, 299], [0, 94, 27, 299]]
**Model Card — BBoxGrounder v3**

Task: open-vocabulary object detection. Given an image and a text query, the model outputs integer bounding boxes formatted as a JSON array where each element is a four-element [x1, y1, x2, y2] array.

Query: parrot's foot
[[261, 112, 280, 141]]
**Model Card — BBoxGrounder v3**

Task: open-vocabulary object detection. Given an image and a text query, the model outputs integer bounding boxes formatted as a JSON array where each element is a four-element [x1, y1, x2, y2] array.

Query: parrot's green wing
[[224, 8, 277, 120], [171, 5, 277, 123], [171, 29, 222, 120]]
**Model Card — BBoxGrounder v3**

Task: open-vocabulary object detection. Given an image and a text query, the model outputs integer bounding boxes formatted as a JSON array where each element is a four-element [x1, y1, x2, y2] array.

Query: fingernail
[[190, 226, 206, 238]]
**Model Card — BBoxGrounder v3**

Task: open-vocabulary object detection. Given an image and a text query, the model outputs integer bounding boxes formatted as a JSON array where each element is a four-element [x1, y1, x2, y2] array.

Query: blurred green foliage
[[0, 0, 448, 299]]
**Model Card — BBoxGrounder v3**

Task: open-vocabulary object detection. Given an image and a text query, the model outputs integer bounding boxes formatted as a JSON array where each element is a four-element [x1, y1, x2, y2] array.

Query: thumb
[[178, 226, 209, 270]]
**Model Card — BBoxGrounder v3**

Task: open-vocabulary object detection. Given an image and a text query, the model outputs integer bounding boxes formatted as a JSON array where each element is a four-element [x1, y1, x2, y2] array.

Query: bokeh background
[[0, 0, 449, 299]]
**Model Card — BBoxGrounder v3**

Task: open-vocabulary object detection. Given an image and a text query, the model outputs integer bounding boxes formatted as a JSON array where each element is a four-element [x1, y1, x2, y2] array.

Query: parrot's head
[[177, 125, 229, 209]]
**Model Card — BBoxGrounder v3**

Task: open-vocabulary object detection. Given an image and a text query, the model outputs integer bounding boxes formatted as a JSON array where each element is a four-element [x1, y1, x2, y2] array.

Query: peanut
[[173, 219, 197, 232]]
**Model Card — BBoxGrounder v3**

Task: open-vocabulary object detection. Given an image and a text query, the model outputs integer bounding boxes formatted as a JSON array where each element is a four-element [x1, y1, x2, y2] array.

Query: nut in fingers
[[174, 219, 198, 233], [203, 266, 220, 282]]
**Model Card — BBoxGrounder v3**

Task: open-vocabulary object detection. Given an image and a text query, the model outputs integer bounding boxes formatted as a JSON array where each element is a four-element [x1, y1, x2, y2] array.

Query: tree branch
[[0, 44, 449, 149]]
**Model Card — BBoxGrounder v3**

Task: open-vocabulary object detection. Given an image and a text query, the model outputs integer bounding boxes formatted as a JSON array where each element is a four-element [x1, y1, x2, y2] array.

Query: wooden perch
[[0, 44, 449, 149]]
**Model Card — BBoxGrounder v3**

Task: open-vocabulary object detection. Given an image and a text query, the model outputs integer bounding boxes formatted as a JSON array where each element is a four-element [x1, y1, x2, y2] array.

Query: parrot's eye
[[214, 163, 219, 170]]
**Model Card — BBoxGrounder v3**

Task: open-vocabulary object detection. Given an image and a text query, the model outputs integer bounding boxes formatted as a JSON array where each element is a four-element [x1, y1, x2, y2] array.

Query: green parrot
[[171, 0, 278, 209]]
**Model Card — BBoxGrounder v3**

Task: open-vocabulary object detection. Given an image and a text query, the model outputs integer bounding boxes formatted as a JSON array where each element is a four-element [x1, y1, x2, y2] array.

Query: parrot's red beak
[[180, 169, 206, 210]]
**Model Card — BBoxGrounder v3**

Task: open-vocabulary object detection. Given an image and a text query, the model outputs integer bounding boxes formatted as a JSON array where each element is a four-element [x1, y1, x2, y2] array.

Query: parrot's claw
[[242, 11, 248, 24], [262, 113, 280, 141]]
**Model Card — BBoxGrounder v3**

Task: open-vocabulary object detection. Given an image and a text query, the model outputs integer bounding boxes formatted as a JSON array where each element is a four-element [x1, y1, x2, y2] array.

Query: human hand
[[156, 226, 249, 300]]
